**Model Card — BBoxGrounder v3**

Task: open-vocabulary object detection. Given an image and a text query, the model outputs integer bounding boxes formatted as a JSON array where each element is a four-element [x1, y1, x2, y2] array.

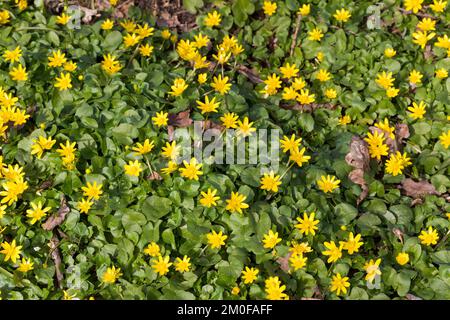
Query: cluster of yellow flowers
[[0, 87, 30, 138]]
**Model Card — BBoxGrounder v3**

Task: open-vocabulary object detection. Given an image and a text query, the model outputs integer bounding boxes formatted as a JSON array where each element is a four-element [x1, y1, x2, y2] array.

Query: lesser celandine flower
[[169, 78, 188, 96], [207, 230, 227, 249], [375, 71, 394, 89], [225, 192, 249, 213], [317, 175, 340, 193], [220, 112, 238, 129], [161, 141, 180, 160], [322, 241, 342, 263], [0, 239, 22, 263], [298, 4, 310, 16], [263, 1, 277, 16], [262, 230, 281, 249], [124, 160, 142, 177], [56, 13, 71, 25], [396, 252, 409, 265], [289, 254, 307, 271], [384, 48, 396, 58], [204, 11, 221, 27], [409, 70, 423, 85], [26, 201, 51, 225], [364, 258, 381, 283], [418, 226, 439, 246], [174, 256, 191, 272], [439, 130, 450, 149], [48, 50, 67, 67], [308, 28, 324, 41], [199, 188, 220, 208], [179, 157, 203, 180], [211, 75, 231, 94], [429, 0, 447, 12], [295, 212, 319, 235], [404, 0, 424, 13], [152, 111, 169, 127], [265, 277, 289, 300], [101, 19, 114, 30], [333, 9, 351, 22], [279, 63, 298, 79], [241, 267, 259, 284], [280, 134, 302, 153], [54, 73, 72, 91], [236, 117, 256, 137], [3, 46, 22, 63], [77, 198, 93, 214], [330, 273, 350, 295], [17, 257, 34, 273], [144, 242, 160, 257], [408, 101, 426, 120], [435, 68, 448, 79], [196, 95, 220, 114], [102, 266, 122, 284], [339, 115, 351, 125], [412, 30, 435, 49], [9, 64, 28, 81], [82, 181, 103, 200], [260, 171, 281, 193], [152, 255, 172, 276]]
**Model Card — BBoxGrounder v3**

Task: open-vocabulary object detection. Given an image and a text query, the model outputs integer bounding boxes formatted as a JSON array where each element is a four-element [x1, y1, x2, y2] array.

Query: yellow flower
[[316, 51, 324, 62], [102, 266, 122, 284], [161, 141, 180, 160], [289, 242, 312, 256], [31, 135, 56, 158], [225, 191, 249, 214], [26, 201, 51, 225], [193, 33, 209, 48], [196, 95, 220, 114], [207, 230, 227, 249], [417, 18, 436, 31], [0, 178, 28, 206], [101, 54, 122, 74], [211, 75, 231, 95], [132, 139, 154, 155], [435, 68, 448, 79], [241, 267, 259, 284], [418, 226, 439, 246], [396, 252, 409, 265], [101, 19, 114, 30], [324, 88, 337, 99], [263, 1, 277, 16], [48, 50, 67, 67], [385, 153, 405, 176], [261, 73, 282, 95], [289, 254, 307, 271], [308, 28, 324, 41], [364, 131, 389, 160], [124, 160, 142, 177], [386, 87, 399, 98], [0, 239, 22, 263], [330, 273, 350, 295], [282, 87, 298, 100], [9, 64, 28, 81], [152, 255, 172, 276], [408, 101, 426, 120], [339, 115, 351, 125], [429, 0, 447, 13], [322, 241, 343, 263], [333, 9, 351, 22], [364, 258, 382, 283], [3, 46, 22, 63], [262, 230, 281, 249], [204, 10, 221, 28], [0, 10, 11, 25], [375, 71, 395, 89], [409, 70, 423, 85], [152, 111, 169, 127], [260, 171, 282, 193], [123, 33, 141, 48], [317, 175, 340, 193], [384, 48, 396, 58], [198, 73, 207, 84], [136, 23, 154, 39], [213, 48, 232, 65], [199, 188, 220, 208], [161, 29, 171, 39], [236, 117, 256, 137], [341, 232, 363, 254], [17, 257, 34, 273], [297, 89, 316, 104], [179, 157, 203, 180], [231, 286, 240, 295], [144, 242, 160, 257], [292, 77, 306, 91], [120, 20, 137, 33], [298, 4, 311, 16], [412, 30, 435, 49], [169, 78, 188, 96], [289, 147, 311, 167], [174, 255, 191, 272], [109, 0, 118, 6], [316, 69, 332, 82], [279, 63, 299, 79], [139, 44, 154, 57], [404, 0, 424, 13], [375, 118, 395, 139], [54, 73, 72, 91], [280, 134, 302, 153], [295, 212, 319, 236], [56, 13, 71, 25], [265, 277, 289, 300], [82, 181, 103, 200], [0, 204, 6, 219], [62, 290, 77, 300], [63, 61, 77, 72], [220, 112, 239, 129], [439, 129, 450, 149], [77, 198, 94, 214]]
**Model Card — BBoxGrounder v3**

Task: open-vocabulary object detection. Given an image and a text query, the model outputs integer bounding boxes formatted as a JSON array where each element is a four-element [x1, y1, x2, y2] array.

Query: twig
[[290, 14, 302, 56]]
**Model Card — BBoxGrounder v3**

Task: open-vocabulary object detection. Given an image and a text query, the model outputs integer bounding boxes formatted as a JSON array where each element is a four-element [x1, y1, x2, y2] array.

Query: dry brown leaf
[[395, 123, 410, 146], [345, 137, 370, 204], [147, 171, 162, 180], [42, 195, 70, 231], [392, 228, 404, 243], [276, 252, 292, 273], [401, 178, 440, 199], [406, 293, 422, 300], [49, 235, 64, 288], [281, 103, 336, 112], [168, 110, 193, 128], [237, 65, 263, 84]]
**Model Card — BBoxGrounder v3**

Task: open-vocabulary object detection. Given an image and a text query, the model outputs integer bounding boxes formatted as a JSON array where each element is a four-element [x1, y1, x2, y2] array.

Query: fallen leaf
[[49, 235, 63, 288], [395, 123, 410, 146], [42, 195, 70, 231], [168, 110, 193, 127], [406, 293, 422, 300], [345, 137, 370, 204], [276, 252, 292, 273], [281, 103, 336, 112], [392, 228, 404, 243], [147, 171, 162, 180], [401, 178, 440, 199]]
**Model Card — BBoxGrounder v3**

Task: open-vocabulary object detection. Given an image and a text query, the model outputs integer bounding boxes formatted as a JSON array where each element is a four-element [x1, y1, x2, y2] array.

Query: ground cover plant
[[0, 0, 449, 300]]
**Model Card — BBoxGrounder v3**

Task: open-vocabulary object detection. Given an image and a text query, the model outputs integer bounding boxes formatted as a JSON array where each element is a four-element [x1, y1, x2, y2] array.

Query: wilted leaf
[[400, 178, 440, 199], [42, 195, 70, 231]]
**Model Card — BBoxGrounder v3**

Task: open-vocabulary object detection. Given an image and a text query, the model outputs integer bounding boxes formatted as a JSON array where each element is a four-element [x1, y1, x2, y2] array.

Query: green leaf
[[334, 203, 358, 225], [104, 31, 123, 51], [142, 196, 173, 221]]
